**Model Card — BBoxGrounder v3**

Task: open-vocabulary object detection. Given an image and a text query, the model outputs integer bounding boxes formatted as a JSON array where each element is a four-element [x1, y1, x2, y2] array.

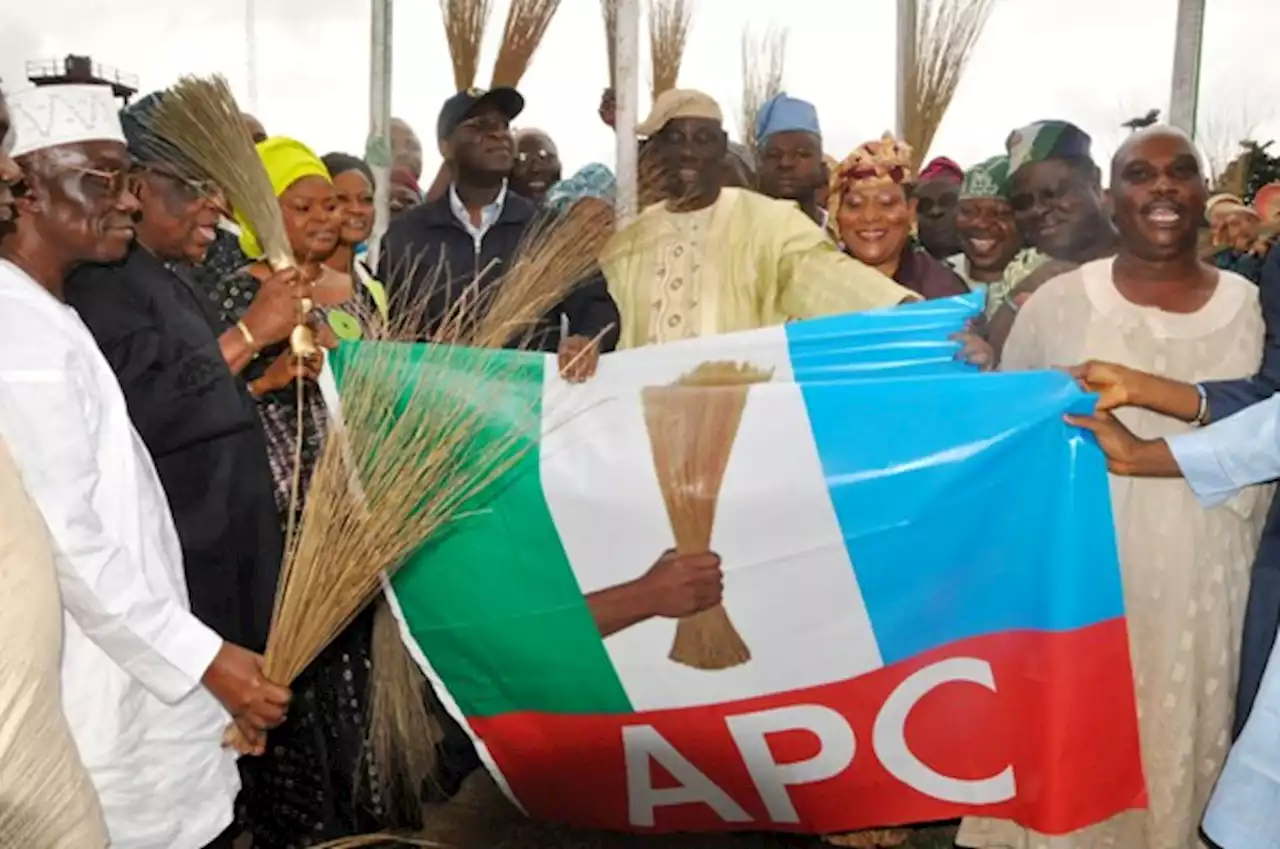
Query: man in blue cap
[[755, 93, 827, 227]]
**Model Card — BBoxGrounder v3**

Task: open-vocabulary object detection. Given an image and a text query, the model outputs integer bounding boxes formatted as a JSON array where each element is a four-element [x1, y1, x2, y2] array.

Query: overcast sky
[[5, 0, 1280, 182]]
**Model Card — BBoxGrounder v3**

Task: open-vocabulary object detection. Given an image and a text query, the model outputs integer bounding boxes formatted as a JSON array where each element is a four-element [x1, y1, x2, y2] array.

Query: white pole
[[1169, 0, 1206, 139], [366, 0, 393, 268], [895, 0, 918, 139], [614, 0, 641, 226], [245, 0, 259, 113]]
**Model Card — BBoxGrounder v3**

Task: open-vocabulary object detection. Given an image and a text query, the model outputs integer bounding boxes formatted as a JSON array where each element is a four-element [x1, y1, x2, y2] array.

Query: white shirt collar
[[449, 179, 509, 243]]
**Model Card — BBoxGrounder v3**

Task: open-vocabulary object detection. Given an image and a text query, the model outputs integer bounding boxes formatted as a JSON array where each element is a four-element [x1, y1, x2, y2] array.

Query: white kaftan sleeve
[[997, 288, 1047, 372], [1166, 393, 1280, 508], [0, 337, 222, 705]]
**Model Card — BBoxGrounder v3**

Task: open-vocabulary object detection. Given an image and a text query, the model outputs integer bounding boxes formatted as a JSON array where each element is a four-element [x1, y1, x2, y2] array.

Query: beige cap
[[638, 89, 723, 137]]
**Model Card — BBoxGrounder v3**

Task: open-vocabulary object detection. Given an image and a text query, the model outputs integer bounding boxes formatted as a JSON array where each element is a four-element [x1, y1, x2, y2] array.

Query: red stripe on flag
[[468, 620, 1146, 835]]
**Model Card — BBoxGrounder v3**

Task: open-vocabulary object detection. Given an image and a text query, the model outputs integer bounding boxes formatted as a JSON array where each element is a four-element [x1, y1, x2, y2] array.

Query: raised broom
[[140, 75, 315, 357], [490, 0, 563, 89], [642, 361, 772, 671], [647, 0, 694, 102]]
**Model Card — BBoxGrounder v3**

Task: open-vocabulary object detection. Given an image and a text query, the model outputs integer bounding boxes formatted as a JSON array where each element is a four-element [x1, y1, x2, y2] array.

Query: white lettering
[[872, 657, 1016, 805], [622, 725, 752, 827], [726, 705, 857, 823]]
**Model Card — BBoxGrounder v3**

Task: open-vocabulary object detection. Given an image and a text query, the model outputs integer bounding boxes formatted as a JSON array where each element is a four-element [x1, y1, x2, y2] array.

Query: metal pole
[[245, 0, 259, 113], [895, 0, 918, 139], [1169, 0, 1206, 138], [614, 0, 640, 225], [366, 0, 394, 268]]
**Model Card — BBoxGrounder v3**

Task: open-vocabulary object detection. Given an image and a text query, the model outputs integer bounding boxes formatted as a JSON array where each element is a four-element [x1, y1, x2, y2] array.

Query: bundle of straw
[[739, 25, 788, 152], [602, 0, 619, 88], [642, 361, 772, 671], [647, 0, 694, 102], [224, 199, 617, 756], [440, 0, 493, 91], [903, 0, 995, 172], [142, 74, 314, 354], [490, 0, 563, 88]]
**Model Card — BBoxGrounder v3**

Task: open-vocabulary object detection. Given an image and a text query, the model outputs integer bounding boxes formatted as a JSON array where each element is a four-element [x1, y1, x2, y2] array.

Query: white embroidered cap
[[7, 85, 126, 158]]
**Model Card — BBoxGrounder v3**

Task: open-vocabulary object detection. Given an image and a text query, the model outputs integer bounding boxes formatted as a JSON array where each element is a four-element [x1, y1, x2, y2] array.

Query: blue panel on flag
[[799, 369, 1124, 664]]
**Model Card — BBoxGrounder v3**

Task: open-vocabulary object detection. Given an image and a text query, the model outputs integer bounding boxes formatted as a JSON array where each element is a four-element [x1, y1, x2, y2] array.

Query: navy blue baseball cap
[[436, 87, 525, 142]]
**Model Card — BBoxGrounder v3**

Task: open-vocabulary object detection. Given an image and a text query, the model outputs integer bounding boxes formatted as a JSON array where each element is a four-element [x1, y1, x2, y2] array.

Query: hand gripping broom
[[641, 361, 772, 671]]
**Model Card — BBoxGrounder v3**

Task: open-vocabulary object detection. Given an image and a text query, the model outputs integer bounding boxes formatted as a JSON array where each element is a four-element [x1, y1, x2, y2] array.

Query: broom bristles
[[440, 0, 493, 91], [141, 74, 293, 271], [491, 0, 563, 88], [647, 0, 694, 101], [740, 25, 788, 152], [246, 192, 616, 694], [642, 361, 772, 672], [904, 0, 995, 172]]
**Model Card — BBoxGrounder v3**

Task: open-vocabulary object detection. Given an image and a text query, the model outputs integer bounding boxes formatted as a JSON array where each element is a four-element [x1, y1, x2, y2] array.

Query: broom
[[140, 74, 316, 356], [490, 0, 563, 88], [647, 0, 694, 101], [642, 361, 772, 671], [903, 0, 995, 172], [740, 24, 788, 152], [222, 194, 617, 756], [440, 0, 493, 91]]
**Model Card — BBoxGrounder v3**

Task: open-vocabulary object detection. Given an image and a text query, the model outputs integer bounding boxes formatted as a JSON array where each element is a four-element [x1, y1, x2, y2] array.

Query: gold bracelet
[[236, 320, 258, 352]]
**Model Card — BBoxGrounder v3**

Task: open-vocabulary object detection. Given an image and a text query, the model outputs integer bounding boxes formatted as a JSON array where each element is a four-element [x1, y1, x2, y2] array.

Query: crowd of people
[[0, 60, 1278, 849]]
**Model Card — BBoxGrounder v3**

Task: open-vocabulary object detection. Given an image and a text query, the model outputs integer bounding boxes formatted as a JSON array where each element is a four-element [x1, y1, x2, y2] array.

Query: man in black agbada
[[378, 87, 620, 377], [64, 94, 308, 657]]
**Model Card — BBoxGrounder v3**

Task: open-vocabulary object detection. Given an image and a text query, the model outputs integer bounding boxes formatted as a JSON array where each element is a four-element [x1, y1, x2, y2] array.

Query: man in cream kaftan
[[603, 186, 912, 347], [603, 89, 912, 350]]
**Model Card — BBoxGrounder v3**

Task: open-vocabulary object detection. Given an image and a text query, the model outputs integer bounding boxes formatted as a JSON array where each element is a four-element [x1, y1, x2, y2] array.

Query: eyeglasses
[[132, 164, 218, 203], [516, 148, 558, 164], [458, 115, 510, 136], [69, 165, 130, 198], [1009, 182, 1074, 214], [655, 127, 723, 148]]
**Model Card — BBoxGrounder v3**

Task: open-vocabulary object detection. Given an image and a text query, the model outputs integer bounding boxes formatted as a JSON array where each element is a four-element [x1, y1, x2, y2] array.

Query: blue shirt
[[1168, 402, 1280, 849]]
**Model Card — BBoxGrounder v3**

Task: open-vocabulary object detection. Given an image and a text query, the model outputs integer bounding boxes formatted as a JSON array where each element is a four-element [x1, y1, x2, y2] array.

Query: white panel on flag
[[541, 338, 884, 712]]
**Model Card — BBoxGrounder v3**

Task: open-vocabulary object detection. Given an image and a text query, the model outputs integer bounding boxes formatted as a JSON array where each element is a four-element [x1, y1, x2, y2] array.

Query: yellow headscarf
[[236, 136, 333, 259]]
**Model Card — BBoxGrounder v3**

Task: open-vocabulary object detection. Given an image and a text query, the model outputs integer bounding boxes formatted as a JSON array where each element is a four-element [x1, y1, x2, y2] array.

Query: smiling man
[[954, 155, 1026, 314], [510, 127, 562, 205], [961, 126, 1267, 849], [603, 89, 915, 349], [0, 84, 291, 849]]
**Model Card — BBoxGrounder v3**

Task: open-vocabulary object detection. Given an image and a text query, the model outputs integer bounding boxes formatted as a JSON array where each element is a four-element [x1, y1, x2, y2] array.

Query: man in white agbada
[[0, 85, 291, 849]]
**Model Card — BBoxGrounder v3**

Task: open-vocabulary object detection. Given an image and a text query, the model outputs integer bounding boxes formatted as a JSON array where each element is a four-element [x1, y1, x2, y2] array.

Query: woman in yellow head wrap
[[208, 137, 418, 845]]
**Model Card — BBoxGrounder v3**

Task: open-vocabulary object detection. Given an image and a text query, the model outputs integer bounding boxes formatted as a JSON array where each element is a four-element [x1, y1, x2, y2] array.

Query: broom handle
[[268, 255, 319, 357]]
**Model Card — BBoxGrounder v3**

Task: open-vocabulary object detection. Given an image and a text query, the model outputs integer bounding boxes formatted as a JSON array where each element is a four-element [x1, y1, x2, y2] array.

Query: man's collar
[[449, 179, 509, 215]]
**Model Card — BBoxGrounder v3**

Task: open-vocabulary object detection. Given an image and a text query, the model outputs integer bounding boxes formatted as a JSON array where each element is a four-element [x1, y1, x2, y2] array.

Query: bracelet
[[1193, 383, 1210, 427], [236, 320, 259, 356]]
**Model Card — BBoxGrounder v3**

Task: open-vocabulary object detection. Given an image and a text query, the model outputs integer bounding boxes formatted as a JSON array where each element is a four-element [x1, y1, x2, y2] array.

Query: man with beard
[[510, 127, 561, 205], [603, 89, 918, 349], [961, 126, 1265, 849], [915, 156, 966, 262], [755, 92, 827, 227], [64, 93, 308, 670], [986, 120, 1120, 352], [0, 84, 290, 849], [0, 85, 110, 849], [379, 87, 619, 378]]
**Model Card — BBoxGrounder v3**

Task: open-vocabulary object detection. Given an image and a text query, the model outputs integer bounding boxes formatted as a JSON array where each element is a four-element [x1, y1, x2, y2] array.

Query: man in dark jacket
[[64, 94, 306, 655], [378, 87, 620, 378]]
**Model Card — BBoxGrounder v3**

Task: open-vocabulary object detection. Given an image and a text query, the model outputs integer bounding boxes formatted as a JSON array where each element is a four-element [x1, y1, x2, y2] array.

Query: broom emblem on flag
[[642, 360, 773, 671]]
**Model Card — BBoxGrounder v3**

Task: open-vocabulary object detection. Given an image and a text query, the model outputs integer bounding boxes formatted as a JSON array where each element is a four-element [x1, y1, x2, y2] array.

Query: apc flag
[[329, 294, 1147, 836]]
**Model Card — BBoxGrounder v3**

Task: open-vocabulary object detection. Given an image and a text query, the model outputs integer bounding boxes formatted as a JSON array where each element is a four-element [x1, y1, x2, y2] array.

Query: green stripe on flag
[[330, 341, 632, 718]]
